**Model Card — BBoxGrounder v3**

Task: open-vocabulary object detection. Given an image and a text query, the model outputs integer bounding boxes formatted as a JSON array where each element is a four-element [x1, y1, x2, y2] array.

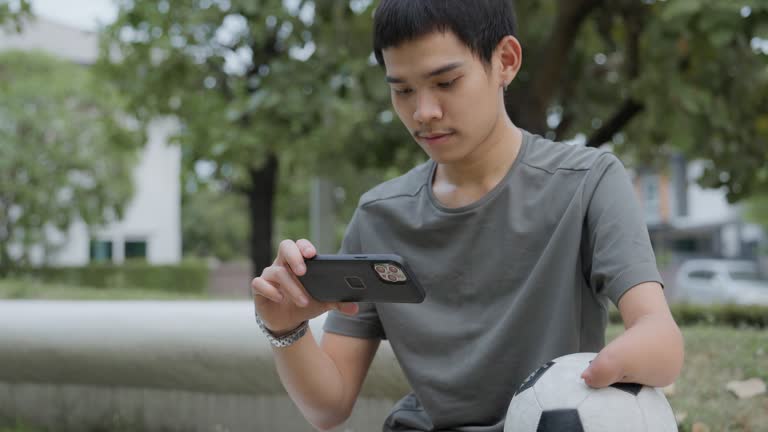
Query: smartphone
[[297, 254, 426, 304]]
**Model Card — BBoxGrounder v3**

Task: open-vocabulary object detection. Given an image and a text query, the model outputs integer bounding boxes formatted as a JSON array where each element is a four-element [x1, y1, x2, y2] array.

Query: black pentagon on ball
[[537, 409, 584, 432], [516, 361, 554, 396], [610, 382, 644, 396]]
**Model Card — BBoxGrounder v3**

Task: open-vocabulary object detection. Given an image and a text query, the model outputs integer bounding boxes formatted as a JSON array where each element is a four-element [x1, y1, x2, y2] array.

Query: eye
[[393, 88, 413, 95], [437, 77, 460, 89]]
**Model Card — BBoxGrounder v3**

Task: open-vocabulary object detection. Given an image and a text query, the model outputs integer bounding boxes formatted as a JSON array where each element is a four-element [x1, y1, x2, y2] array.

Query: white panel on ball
[[577, 388, 644, 432], [533, 361, 593, 410], [636, 387, 678, 432], [552, 352, 599, 365], [503, 387, 542, 432]]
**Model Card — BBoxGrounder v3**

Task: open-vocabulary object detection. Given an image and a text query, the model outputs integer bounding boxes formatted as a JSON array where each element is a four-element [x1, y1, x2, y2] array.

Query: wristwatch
[[254, 313, 309, 348]]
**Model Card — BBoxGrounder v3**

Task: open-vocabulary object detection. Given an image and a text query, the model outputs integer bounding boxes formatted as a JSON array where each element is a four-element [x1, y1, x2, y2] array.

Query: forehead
[[381, 31, 478, 78]]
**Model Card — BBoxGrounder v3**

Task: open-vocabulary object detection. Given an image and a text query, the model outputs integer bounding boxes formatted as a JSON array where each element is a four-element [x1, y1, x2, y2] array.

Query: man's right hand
[[251, 239, 359, 335]]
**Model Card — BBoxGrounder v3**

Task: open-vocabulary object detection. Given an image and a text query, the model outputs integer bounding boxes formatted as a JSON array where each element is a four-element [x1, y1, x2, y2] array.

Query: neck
[[436, 115, 523, 189]]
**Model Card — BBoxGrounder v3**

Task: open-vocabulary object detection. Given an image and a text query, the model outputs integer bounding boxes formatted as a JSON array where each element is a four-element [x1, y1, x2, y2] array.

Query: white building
[[0, 17, 181, 265], [633, 154, 765, 262]]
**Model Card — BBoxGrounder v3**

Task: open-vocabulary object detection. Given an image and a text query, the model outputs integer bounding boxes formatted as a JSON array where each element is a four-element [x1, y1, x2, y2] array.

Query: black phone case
[[298, 254, 426, 303]]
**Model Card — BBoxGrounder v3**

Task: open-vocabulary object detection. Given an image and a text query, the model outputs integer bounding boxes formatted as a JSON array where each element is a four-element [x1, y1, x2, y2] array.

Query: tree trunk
[[247, 153, 278, 278], [506, 88, 548, 135]]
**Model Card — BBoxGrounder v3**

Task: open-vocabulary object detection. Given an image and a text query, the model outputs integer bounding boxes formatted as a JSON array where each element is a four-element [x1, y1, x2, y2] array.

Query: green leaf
[[661, 0, 703, 21]]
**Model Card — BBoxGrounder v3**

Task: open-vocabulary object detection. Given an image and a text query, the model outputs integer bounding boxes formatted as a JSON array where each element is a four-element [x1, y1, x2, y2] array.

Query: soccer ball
[[504, 353, 678, 432]]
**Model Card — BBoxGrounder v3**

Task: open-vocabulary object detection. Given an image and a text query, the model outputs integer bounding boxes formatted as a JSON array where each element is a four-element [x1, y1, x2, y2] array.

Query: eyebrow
[[385, 62, 464, 84]]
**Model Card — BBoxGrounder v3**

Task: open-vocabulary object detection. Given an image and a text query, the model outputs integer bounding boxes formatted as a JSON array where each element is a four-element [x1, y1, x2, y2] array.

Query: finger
[[295, 239, 317, 259], [277, 239, 308, 276], [251, 277, 284, 303], [263, 266, 310, 307]]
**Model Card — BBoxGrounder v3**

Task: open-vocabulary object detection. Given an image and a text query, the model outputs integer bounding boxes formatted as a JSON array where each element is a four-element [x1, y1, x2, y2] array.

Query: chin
[[428, 151, 466, 165], [429, 144, 474, 163]]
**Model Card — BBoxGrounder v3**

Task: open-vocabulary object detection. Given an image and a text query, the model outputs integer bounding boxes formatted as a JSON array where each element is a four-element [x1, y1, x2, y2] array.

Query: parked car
[[674, 259, 768, 306]]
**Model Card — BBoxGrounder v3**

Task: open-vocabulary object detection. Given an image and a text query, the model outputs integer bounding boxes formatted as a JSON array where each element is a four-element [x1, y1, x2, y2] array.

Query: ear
[[495, 35, 522, 90]]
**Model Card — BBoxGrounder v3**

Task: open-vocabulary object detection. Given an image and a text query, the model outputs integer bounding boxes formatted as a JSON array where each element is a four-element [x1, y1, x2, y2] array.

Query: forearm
[[600, 313, 684, 387], [272, 329, 348, 430]]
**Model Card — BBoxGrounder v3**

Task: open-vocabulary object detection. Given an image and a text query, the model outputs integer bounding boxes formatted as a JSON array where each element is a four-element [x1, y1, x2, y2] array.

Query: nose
[[413, 91, 442, 124]]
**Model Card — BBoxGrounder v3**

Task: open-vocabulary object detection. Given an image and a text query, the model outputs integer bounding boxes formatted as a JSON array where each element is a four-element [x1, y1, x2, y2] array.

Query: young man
[[251, 0, 684, 430]]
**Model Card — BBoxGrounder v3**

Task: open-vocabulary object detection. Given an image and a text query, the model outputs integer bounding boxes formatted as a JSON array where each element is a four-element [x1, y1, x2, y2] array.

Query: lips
[[417, 132, 454, 146], [419, 132, 452, 139]]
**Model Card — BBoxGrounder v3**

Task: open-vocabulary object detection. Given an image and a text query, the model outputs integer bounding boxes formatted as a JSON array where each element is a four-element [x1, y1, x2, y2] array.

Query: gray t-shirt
[[324, 130, 662, 431]]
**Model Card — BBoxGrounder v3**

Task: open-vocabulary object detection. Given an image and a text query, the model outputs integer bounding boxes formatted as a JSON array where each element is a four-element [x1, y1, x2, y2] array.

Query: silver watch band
[[254, 313, 308, 348]]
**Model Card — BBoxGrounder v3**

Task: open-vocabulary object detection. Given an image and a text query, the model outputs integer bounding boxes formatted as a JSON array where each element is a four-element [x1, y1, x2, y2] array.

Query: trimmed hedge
[[609, 303, 768, 328], [11, 260, 209, 294]]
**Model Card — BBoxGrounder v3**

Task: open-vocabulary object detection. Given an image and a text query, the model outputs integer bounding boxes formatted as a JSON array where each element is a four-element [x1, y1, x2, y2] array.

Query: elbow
[[311, 414, 349, 432], [669, 323, 685, 382], [312, 421, 338, 432], [308, 408, 352, 432], [658, 322, 685, 387]]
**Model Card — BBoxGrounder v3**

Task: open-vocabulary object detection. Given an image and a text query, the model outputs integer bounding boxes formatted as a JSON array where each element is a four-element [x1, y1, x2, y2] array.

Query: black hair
[[373, 0, 517, 68]]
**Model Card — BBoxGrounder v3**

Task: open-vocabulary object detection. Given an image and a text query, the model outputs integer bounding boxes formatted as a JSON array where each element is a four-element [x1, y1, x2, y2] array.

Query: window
[[125, 240, 148, 260], [643, 175, 660, 221], [673, 238, 698, 253], [729, 270, 764, 282], [89, 240, 113, 263], [688, 270, 715, 280]]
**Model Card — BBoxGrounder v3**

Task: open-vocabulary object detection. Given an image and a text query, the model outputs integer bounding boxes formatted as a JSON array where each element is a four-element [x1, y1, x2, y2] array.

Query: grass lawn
[[0, 279, 764, 431], [0, 278, 213, 301], [607, 325, 768, 432]]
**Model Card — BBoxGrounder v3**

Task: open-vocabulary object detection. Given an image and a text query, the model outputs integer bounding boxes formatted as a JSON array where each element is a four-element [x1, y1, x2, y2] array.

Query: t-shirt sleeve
[[322, 207, 387, 340], [582, 153, 664, 306]]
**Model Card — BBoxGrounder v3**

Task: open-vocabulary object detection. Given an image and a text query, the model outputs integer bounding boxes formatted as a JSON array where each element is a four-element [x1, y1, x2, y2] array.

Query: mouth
[[417, 132, 455, 145]]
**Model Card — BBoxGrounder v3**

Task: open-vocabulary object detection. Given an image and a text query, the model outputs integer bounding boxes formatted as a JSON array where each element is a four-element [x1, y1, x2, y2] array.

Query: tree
[[745, 194, 768, 231], [0, 51, 142, 273], [99, 0, 768, 274], [182, 185, 250, 261], [0, 0, 31, 32], [98, 0, 410, 275], [508, 0, 768, 201]]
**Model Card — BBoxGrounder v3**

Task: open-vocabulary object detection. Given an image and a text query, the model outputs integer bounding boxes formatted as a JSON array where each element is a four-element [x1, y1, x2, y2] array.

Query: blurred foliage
[[97, 0, 417, 272], [0, 0, 31, 32], [0, 277, 212, 300], [745, 194, 768, 231], [10, 259, 209, 294], [182, 185, 250, 260], [0, 51, 143, 274], [609, 302, 768, 328], [511, 0, 768, 201], [97, 0, 768, 271]]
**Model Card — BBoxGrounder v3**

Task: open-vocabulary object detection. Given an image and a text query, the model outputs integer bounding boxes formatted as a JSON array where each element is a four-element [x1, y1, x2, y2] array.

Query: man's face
[[382, 31, 504, 164]]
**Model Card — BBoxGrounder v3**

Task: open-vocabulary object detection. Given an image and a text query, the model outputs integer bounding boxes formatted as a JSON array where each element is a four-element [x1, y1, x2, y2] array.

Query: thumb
[[334, 302, 359, 316]]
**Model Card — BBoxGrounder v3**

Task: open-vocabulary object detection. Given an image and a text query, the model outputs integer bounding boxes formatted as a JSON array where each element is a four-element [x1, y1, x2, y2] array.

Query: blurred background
[[0, 1, 766, 431]]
